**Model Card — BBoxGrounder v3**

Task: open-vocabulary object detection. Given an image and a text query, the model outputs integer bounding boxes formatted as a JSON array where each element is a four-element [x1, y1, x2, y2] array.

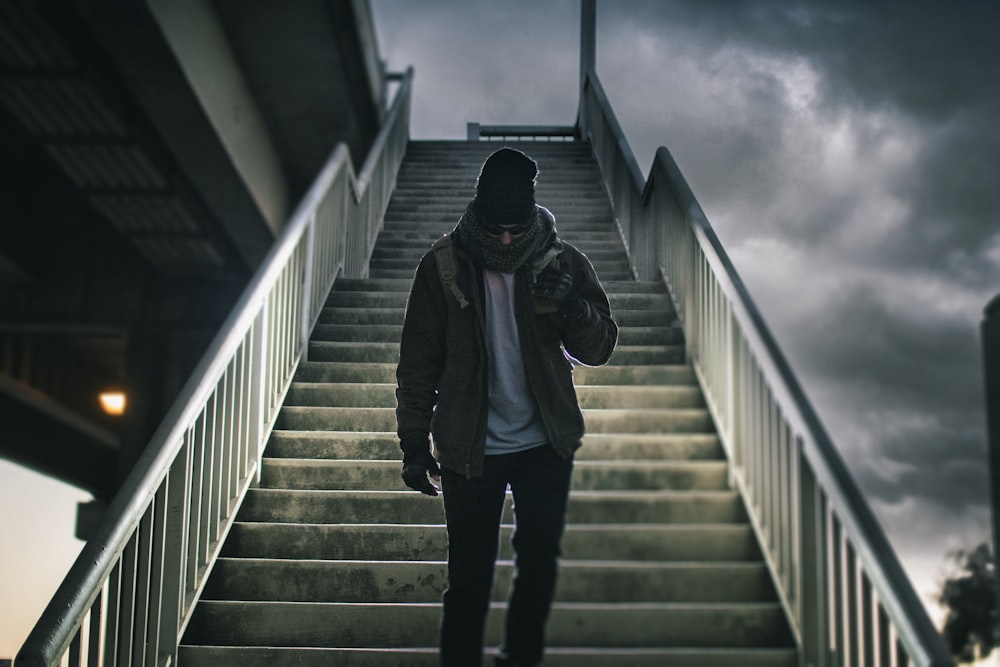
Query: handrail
[[15, 66, 413, 667], [579, 68, 954, 666]]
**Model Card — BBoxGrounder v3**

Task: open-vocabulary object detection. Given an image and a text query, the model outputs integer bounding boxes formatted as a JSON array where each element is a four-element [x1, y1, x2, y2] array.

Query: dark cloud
[[594, 0, 1000, 279], [793, 283, 984, 410]]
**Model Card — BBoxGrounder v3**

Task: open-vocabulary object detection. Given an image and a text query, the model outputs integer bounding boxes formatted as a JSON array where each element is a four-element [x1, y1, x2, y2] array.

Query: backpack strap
[[432, 235, 469, 309]]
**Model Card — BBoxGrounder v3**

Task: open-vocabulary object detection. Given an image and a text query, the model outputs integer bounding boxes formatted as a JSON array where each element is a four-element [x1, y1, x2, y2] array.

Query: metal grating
[[45, 143, 168, 190], [131, 236, 225, 269], [0, 77, 127, 137], [0, 2, 76, 70], [90, 195, 201, 234]]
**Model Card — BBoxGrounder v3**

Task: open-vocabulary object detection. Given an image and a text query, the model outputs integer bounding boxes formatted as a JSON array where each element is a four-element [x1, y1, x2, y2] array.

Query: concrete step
[[283, 383, 705, 410], [293, 361, 396, 383], [367, 266, 638, 281], [607, 345, 685, 365], [325, 291, 408, 308], [274, 405, 714, 433], [318, 307, 404, 325], [221, 523, 761, 562], [177, 645, 798, 667], [258, 458, 729, 492], [366, 257, 636, 276], [202, 558, 774, 603], [306, 322, 678, 346], [263, 431, 725, 462], [582, 408, 715, 434], [237, 489, 745, 525], [572, 364, 694, 385], [307, 341, 399, 363], [291, 362, 698, 387], [369, 244, 626, 262], [183, 600, 792, 648]]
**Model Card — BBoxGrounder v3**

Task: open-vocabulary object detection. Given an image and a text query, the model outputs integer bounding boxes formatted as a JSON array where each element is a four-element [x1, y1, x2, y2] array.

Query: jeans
[[439, 444, 574, 667]]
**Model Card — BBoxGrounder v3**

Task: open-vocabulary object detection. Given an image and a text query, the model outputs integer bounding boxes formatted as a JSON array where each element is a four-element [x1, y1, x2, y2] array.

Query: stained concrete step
[[322, 284, 674, 312], [221, 523, 761, 562], [314, 306, 675, 329], [274, 406, 714, 433], [368, 267, 638, 281], [367, 258, 636, 275], [372, 234, 623, 250], [259, 459, 729, 491], [282, 383, 705, 410], [293, 361, 396, 383], [306, 341, 400, 364], [305, 325, 678, 346], [183, 600, 791, 648], [290, 362, 698, 386], [572, 365, 694, 385], [177, 645, 798, 667], [202, 558, 773, 603], [237, 489, 745, 525], [264, 431, 725, 462], [607, 345, 685, 365], [370, 245, 626, 261]]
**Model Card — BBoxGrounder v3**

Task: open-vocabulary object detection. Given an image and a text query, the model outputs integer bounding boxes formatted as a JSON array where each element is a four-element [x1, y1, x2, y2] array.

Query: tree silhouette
[[938, 542, 998, 663]]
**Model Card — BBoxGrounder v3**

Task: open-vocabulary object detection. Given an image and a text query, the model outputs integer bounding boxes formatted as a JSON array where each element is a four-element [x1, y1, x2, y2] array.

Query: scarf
[[455, 202, 562, 279]]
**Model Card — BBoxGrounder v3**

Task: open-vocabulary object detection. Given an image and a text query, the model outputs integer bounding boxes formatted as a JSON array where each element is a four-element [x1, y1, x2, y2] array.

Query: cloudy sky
[[2, 0, 997, 658], [370, 0, 997, 622]]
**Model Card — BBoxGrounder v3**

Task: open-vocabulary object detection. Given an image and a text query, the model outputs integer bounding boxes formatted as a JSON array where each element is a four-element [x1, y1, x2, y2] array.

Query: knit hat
[[474, 147, 538, 225]]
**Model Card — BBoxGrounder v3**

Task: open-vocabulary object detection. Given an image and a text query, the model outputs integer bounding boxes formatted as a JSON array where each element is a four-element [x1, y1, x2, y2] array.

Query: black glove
[[400, 437, 441, 496], [532, 266, 588, 319]]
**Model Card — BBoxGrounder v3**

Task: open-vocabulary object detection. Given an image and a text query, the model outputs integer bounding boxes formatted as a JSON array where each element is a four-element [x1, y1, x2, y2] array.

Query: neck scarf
[[455, 202, 562, 277]]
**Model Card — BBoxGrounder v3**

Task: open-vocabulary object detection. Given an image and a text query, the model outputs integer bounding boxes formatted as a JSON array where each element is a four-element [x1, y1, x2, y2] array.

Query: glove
[[400, 437, 441, 496], [532, 266, 588, 319]]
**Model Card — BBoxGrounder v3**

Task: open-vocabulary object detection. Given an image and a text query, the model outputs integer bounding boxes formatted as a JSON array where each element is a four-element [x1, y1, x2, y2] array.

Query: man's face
[[480, 218, 531, 245]]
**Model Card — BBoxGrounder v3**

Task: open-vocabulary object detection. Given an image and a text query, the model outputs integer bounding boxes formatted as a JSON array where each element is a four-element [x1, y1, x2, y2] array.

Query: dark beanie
[[474, 147, 538, 224]]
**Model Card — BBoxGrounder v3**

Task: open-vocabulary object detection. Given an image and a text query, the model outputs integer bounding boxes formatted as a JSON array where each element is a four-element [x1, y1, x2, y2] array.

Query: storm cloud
[[371, 0, 999, 607]]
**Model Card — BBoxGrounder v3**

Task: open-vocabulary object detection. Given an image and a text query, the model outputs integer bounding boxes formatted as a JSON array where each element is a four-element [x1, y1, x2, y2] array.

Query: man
[[395, 147, 618, 666]]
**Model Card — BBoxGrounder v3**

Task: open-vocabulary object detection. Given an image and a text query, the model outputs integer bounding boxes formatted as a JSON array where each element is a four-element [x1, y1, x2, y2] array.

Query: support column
[[982, 294, 1000, 623]]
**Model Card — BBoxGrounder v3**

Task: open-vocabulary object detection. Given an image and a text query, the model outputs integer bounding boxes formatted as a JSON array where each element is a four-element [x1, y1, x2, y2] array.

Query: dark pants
[[439, 444, 574, 667]]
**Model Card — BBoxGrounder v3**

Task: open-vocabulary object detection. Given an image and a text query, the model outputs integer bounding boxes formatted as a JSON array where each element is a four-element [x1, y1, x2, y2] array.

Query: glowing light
[[99, 391, 126, 416]]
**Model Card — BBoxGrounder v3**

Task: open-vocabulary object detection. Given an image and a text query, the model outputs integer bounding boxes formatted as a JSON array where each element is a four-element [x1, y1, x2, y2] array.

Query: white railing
[[15, 67, 412, 667], [579, 69, 954, 667]]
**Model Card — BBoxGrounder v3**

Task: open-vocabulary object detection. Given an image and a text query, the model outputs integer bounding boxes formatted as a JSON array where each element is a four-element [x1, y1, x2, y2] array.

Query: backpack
[[432, 235, 469, 309]]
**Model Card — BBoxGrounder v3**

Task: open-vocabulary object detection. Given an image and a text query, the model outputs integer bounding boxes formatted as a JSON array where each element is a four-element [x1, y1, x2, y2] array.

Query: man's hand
[[401, 443, 441, 496], [533, 266, 587, 319]]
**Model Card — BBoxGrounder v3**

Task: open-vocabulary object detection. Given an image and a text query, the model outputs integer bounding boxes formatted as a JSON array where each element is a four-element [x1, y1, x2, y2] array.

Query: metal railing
[[579, 68, 954, 667], [466, 122, 577, 142], [15, 66, 413, 667]]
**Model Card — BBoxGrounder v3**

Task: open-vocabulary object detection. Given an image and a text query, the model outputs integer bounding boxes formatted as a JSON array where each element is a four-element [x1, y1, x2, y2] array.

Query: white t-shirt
[[482, 269, 549, 455]]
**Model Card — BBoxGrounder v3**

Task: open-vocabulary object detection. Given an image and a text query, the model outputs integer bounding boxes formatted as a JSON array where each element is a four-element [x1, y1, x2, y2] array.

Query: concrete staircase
[[179, 141, 797, 665]]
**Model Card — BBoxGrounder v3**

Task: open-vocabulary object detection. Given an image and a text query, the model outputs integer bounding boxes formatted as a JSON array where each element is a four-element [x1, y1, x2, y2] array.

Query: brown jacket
[[395, 231, 618, 477]]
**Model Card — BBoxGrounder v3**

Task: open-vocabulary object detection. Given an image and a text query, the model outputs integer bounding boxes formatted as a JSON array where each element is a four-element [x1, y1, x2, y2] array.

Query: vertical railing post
[[299, 213, 317, 361], [983, 294, 1000, 623], [799, 449, 828, 667], [248, 305, 268, 482], [579, 0, 596, 135]]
